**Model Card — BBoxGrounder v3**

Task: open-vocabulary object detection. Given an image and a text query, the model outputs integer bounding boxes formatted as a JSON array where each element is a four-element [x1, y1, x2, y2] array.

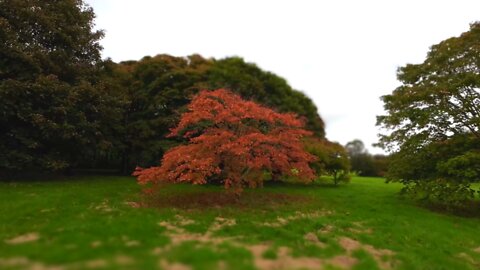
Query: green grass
[[1, 176, 480, 269]]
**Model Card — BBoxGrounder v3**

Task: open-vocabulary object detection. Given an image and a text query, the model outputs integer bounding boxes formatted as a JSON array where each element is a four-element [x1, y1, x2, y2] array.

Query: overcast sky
[[86, 0, 479, 154]]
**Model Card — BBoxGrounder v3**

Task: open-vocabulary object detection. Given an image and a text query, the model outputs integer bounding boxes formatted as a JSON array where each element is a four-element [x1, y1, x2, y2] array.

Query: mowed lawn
[[1, 176, 480, 270]]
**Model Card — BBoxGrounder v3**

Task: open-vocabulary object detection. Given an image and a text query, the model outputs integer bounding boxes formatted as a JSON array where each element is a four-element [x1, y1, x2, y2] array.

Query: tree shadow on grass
[[143, 190, 311, 210], [422, 200, 480, 218]]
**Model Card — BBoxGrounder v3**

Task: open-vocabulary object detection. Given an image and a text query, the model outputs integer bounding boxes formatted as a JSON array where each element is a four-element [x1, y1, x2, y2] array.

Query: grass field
[[1, 176, 480, 270]]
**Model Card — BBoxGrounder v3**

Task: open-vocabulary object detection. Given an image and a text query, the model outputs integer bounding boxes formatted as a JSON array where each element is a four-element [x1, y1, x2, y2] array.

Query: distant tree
[[133, 89, 317, 194], [305, 138, 350, 185], [372, 155, 390, 177], [345, 139, 366, 157], [345, 139, 376, 176], [377, 22, 480, 206]]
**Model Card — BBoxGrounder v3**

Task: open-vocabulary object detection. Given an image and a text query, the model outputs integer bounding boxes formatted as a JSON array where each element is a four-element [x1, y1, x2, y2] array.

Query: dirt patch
[[304, 232, 326, 248], [94, 200, 113, 212], [363, 245, 396, 269], [145, 191, 309, 209], [121, 236, 141, 247], [247, 243, 360, 270], [154, 214, 400, 270], [159, 259, 192, 270], [0, 257, 30, 267], [473, 247, 480, 253], [125, 240, 140, 247], [348, 227, 373, 234], [85, 259, 108, 268], [174, 214, 195, 226], [261, 210, 333, 227], [90, 241, 102, 248], [338, 237, 397, 269], [0, 257, 64, 270], [114, 255, 134, 265], [328, 255, 358, 269], [5, 232, 39, 244], [124, 201, 141, 208], [458, 252, 480, 267], [210, 217, 236, 232], [338, 237, 361, 253], [318, 224, 334, 234], [157, 215, 238, 249], [247, 244, 324, 270], [348, 221, 373, 234]]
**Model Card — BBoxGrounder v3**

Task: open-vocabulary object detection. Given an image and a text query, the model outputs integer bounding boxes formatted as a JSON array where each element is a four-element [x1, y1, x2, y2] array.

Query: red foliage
[[133, 89, 317, 193]]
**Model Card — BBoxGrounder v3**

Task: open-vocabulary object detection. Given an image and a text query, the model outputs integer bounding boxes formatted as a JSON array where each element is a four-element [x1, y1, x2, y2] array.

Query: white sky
[[86, 0, 479, 154]]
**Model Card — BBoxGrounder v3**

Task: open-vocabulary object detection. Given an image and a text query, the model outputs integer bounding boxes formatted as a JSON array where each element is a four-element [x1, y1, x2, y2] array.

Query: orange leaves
[[170, 89, 305, 137], [133, 89, 317, 193]]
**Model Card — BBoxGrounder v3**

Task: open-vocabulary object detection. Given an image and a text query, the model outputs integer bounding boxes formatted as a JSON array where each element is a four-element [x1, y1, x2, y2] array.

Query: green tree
[[345, 139, 376, 176], [372, 154, 390, 177], [0, 0, 104, 82], [377, 22, 480, 206], [207, 57, 325, 137], [110, 55, 213, 173], [0, 0, 121, 173], [305, 138, 350, 185], [345, 139, 366, 157], [111, 55, 326, 172]]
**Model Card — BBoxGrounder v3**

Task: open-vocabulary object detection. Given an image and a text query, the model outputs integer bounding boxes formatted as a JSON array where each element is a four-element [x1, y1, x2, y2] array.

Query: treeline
[[0, 0, 325, 176], [345, 140, 389, 177]]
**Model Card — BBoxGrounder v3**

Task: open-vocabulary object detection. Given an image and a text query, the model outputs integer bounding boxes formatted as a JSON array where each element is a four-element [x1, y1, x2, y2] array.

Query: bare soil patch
[[303, 232, 326, 248], [85, 259, 108, 268], [159, 259, 192, 270], [5, 232, 39, 244], [318, 224, 334, 234], [248, 244, 324, 270], [338, 237, 397, 269], [94, 200, 113, 212], [458, 252, 480, 267], [0, 257, 64, 270], [156, 215, 238, 250], [261, 210, 333, 227]]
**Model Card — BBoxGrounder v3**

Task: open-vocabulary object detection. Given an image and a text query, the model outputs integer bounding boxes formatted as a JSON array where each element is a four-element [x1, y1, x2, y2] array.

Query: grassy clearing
[[1, 176, 480, 270]]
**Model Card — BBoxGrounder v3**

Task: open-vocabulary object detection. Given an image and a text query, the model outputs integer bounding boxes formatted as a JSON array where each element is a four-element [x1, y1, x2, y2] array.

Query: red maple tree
[[133, 89, 317, 193]]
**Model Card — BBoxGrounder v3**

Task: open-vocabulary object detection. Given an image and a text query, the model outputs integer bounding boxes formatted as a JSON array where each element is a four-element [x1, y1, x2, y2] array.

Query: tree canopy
[[110, 54, 326, 172], [134, 89, 317, 193], [0, 0, 123, 173], [0, 1, 330, 178], [377, 22, 480, 205], [0, 0, 104, 82]]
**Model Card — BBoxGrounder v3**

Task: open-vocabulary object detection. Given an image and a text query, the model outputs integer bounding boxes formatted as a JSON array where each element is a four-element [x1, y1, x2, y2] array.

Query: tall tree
[[345, 139, 376, 176], [134, 89, 317, 194], [345, 139, 366, 157], [0, 0, 104, 82], [377, 22, 480, 205], [0, 0, 121, 173]]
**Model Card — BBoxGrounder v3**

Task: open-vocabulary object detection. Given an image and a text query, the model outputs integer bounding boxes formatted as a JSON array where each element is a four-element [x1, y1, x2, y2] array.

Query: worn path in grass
[[1, 176, 480, 270]]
